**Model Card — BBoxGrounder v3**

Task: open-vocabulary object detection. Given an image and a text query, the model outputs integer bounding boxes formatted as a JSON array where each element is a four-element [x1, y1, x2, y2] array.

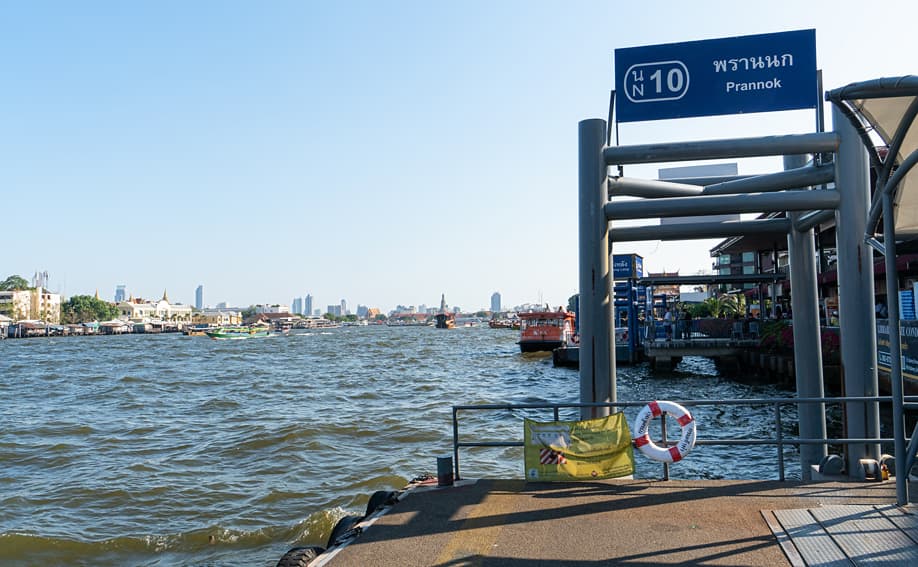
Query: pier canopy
[[827, 76, 918, 236]]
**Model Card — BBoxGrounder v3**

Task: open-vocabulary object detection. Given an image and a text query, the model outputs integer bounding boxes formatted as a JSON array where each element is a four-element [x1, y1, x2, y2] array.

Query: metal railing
[[451, 395, 918, 482]]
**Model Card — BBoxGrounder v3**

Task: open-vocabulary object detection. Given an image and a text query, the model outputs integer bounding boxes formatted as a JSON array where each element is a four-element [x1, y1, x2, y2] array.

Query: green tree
[[703, 296, 727, 318], [61, 295, 120, 323], [241, 306, 256, 318], [721, 293, 747, 316], [0, 275, 30, 291], [686, 302, 711, 318]]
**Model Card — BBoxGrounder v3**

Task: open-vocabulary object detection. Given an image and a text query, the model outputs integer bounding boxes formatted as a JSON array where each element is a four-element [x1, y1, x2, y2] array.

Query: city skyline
[[56, 279, 513, 315], [5, 2, 916, 312]]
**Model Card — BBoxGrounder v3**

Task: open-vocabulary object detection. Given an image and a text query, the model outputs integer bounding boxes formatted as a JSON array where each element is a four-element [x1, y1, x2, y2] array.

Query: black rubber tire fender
[[326, 515, 362, 549], [364, 490, 398, 517], [275, 546, 324, 567]]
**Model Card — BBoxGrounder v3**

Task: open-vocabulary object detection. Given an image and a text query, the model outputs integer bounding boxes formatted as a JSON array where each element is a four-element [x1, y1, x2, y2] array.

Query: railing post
[[882, 190, 909, 505], [453, 407, 461, 481], [775, 402, 785, 481]]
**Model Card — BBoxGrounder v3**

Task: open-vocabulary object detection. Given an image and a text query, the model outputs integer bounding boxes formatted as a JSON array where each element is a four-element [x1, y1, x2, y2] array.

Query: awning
[[827, 76, 918, 236]]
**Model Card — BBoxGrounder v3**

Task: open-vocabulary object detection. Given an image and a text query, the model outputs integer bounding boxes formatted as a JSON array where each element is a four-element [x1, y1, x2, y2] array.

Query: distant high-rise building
[[305, 294, 313, 317], [216, 302, 227, 309], [115, 285, 127, 303], [292, 297, 303, 315], [195, 285, 204, 309], [327, 304, 342, 317], [32, 271, 50, 289], [340, 299, 348, 316], [491, 292, 501, 313], [357, 305, 368, 318]]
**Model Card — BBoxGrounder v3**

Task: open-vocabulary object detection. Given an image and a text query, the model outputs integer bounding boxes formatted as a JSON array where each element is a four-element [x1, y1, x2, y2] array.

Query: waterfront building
[[0, 287, 62, 323], [255, 304, 290, 314], [115, 285, 126, 303], [117, 291, 192, 322], [0, 290, 31, 320], [304, 294, 313, 317], [491, 292, 501, 313], [194, 309, 241, 326], [195, 285, 204, 310], [646, 271, 680, 304]]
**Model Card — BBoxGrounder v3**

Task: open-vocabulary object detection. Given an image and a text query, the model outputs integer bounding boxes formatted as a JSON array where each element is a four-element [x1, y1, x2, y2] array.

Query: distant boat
[[489, 313, 520, 329], [205, 326, 272, 340], [517, 308, 576, 353], [183, 325, 211, 336], [387, 317, 432, 327], [434, 313, 455, 329]]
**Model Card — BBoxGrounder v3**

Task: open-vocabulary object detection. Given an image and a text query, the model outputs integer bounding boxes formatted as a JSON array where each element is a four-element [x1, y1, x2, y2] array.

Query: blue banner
[[614, 29, 817, 123]]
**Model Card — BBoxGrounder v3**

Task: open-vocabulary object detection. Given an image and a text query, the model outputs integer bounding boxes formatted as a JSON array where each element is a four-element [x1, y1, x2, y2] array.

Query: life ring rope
[[632, 400, 697, 463]]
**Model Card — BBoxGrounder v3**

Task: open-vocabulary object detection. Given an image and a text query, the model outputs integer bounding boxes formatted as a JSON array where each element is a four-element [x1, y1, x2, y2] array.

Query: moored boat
[[517, 307, 575, 353], [205, 326, 272, 340]]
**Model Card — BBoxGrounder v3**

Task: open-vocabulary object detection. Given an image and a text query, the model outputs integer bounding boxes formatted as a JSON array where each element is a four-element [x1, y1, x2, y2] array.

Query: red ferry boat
[[517, 308, 576, 353]]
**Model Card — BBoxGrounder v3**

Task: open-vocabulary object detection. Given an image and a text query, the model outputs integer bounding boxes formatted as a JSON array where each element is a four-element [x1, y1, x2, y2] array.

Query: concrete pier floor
[[314, 478, 918, 566]]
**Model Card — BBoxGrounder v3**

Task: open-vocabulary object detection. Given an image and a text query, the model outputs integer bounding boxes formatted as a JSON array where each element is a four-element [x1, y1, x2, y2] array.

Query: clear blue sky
[[4, 1, 916, 312]]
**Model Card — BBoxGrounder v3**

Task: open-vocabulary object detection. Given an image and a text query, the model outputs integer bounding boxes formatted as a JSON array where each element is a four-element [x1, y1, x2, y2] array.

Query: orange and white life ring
[[632, 400, 696, 463]]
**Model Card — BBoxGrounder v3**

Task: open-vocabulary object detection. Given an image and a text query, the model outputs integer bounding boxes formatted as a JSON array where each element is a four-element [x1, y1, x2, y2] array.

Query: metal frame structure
[[827, 76, 918, 506], [578, 102, 888, 486]]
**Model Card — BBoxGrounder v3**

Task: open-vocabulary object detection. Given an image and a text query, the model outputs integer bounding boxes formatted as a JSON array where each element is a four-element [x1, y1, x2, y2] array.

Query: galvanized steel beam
[[702, 164, 834, 196], [602, 132, 839, 166], [612, 218, 790, 242], [605, 190, 840, 220]]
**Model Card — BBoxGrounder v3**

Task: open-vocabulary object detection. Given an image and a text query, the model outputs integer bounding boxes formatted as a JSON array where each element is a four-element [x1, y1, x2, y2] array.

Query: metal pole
[[579, 119, 614, 420], [882, 190, 908, 505], [832, 104, 880, 477], [785, 154, 826, 480]]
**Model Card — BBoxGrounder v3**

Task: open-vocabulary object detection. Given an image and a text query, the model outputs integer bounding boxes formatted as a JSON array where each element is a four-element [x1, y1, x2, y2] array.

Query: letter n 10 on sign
[[614, 29, 817, 123]]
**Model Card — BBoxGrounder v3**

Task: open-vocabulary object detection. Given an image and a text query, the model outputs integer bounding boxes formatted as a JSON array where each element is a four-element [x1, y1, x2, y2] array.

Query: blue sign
[[877, 320, 918, 381], [613, 254, 643, 280], [614, 29, 817, 123]]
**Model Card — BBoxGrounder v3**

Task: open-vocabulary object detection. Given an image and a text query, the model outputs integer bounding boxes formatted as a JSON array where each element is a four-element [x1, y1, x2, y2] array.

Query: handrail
[[451, 396, 917, 482]]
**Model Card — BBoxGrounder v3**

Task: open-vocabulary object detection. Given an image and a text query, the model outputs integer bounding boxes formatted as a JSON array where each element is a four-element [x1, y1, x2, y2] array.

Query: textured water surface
[[0, 328, 796, 565]]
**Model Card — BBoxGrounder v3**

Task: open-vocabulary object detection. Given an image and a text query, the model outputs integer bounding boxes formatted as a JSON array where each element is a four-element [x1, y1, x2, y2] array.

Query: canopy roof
[[827, 76, 918, 236]]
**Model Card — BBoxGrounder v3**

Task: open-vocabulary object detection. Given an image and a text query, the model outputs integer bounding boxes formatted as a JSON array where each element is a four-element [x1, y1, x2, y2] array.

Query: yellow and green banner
[[524, 414, 634, 481]]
